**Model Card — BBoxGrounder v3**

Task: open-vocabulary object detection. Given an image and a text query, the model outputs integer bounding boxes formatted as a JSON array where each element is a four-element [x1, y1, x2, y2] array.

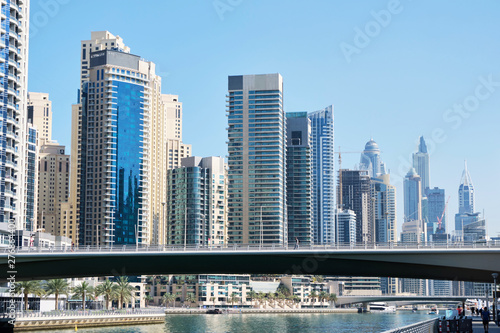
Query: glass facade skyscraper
[[286, 112, 312, 245], [425, 187, 445, 237], [371, 174, 396, 243], [308, 106, 334, 244], [403, 168, 422, 223], [227, 74, 286, 245], [78, 50, 154, 246], [412, 136, 430, 194], [0, 0, 30, 226], [359, 139, 386, 178], [339, 169, 372, 243]]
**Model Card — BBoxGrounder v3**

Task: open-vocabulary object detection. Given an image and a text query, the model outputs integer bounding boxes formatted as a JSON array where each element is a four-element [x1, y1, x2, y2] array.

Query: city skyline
[[26, 0, 500, 236]]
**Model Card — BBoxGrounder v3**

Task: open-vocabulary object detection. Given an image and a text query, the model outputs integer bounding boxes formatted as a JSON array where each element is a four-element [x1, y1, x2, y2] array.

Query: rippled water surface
[[46, 311, 434, 333]]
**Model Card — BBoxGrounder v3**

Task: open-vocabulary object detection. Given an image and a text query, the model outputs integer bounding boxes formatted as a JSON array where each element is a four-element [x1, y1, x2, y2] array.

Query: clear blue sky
[[28, 0, 500, 237]]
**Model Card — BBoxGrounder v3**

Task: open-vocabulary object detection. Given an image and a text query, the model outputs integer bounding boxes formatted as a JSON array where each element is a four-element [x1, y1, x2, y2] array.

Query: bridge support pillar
[[362, 302, 370, 312]]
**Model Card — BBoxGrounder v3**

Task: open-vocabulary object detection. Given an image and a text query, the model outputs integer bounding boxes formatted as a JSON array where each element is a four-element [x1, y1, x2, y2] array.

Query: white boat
[[370, 302, 396, 313]]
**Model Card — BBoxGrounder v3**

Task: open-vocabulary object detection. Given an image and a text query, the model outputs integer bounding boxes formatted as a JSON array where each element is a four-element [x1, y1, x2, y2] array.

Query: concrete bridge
[[2, 242, 499, 282], [336, 295, 471, 306]]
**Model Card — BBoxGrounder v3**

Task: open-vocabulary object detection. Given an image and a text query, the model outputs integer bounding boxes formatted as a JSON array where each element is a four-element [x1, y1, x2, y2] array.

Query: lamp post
[[493, 273, 498, 322]]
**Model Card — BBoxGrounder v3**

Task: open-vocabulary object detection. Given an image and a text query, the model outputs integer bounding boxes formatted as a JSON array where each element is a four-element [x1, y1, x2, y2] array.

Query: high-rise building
[[359, 139, 386, 178], [454, 162, 484, 240], [336, 209, 356, 244], [149, 94, 191, 245], [24, 125, 38, 232], [403, 168, 422, 223], [77, 48, 159, 246], [37, 142, 69, 237], [80, 31, 130, 95], [27, 92, 52, 144], [0, 0, 30, 227], [308, 106, 335, 244], [75, 32, 189, 246], [286, 112, 312, 245], [71, 32, 131, 245], [425, 187, 446, 239], [227, 74, 287, 245], [412, 136, 430, 194], [166, 156, 227, 245], [371, 174, 397, 243], [339, 169, 372, 243], [458, 161, 474, 214]]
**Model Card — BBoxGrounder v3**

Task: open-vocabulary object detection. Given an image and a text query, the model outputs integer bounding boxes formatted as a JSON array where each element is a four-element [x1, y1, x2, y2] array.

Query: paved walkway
[[472, 320, 500, 332]]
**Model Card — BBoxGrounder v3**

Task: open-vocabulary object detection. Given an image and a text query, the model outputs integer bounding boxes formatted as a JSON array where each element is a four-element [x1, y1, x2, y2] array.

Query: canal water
[[47, 311, 434, 333]]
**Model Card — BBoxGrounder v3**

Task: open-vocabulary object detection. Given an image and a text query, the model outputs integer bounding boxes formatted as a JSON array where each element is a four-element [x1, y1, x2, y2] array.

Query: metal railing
[[382, 318, 438, 333], [12, 308, 166, 319], [3, 241, 500, 254]]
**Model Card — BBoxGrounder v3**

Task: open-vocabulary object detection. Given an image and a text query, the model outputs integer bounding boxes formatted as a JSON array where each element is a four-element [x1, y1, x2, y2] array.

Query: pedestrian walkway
[[472, 320, 500, 332]]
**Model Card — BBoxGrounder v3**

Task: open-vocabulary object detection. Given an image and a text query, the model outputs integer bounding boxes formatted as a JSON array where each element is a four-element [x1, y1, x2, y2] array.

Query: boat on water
[[370, 302, 396, 313], [206, 308, 222, 314], [428, 307, 437, 315]]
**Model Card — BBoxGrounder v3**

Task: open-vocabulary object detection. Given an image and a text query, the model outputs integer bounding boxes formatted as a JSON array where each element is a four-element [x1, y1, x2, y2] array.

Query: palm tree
[[248, 290, 257, 307], [95, 279, 115, 310], [15, 281, 44, 311], [277, 292, 286, 308], [229, 292, 239, 307], [185, 293, 196, 308], [328, 293, 337, 308], [319, 291, 328, 306], [162, 293, 175, 308], [144, 294, 153, 307], [310, 291, 317, 305], [45, 279, 70, 310], [71, 281, 94, 311], [113, 276, 135, 309]]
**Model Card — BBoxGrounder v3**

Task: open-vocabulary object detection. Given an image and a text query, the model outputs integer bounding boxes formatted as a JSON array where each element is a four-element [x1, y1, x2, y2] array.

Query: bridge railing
[[381, 318, 438, 333], [3, 240, 500, 254]]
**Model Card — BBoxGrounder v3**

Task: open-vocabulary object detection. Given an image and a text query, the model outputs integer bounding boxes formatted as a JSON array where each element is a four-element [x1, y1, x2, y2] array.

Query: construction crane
[[436, 196, 450, 232], [336, 148, 364, 210]]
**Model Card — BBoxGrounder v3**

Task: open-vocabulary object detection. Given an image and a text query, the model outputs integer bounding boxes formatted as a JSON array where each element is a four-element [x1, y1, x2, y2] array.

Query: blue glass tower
[[79, 50, 151, 246], [308, 106, 335, 244], [25, 126, 37, 231], [425, 187, 445, 237]]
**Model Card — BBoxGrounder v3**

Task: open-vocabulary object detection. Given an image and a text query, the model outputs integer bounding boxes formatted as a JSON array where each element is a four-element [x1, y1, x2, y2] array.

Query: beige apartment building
[[27, 92, 52, 145], [37, 142, 70, 237]]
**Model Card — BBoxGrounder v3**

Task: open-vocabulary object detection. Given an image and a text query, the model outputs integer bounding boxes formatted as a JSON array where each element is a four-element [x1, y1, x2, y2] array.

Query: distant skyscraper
[[425, 187, 446, 238], [308, 106, 335, 244], [412, 136, 430, 194], [339, 169, 372, 243], [336, 209, 356, 244], [0, 0, 30, 226], [167, 156, 227, 245], [371, 174, 397, 243], [359, 139, 386, 178], [404, 168, 422, 223], [227, 74, 287, 245], [286, 112, 312, 245], [458, 161, 474, 214]]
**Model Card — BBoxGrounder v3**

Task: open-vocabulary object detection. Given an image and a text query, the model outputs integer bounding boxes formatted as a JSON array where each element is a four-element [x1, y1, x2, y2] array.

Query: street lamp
[[493, 273, 498, 322]]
